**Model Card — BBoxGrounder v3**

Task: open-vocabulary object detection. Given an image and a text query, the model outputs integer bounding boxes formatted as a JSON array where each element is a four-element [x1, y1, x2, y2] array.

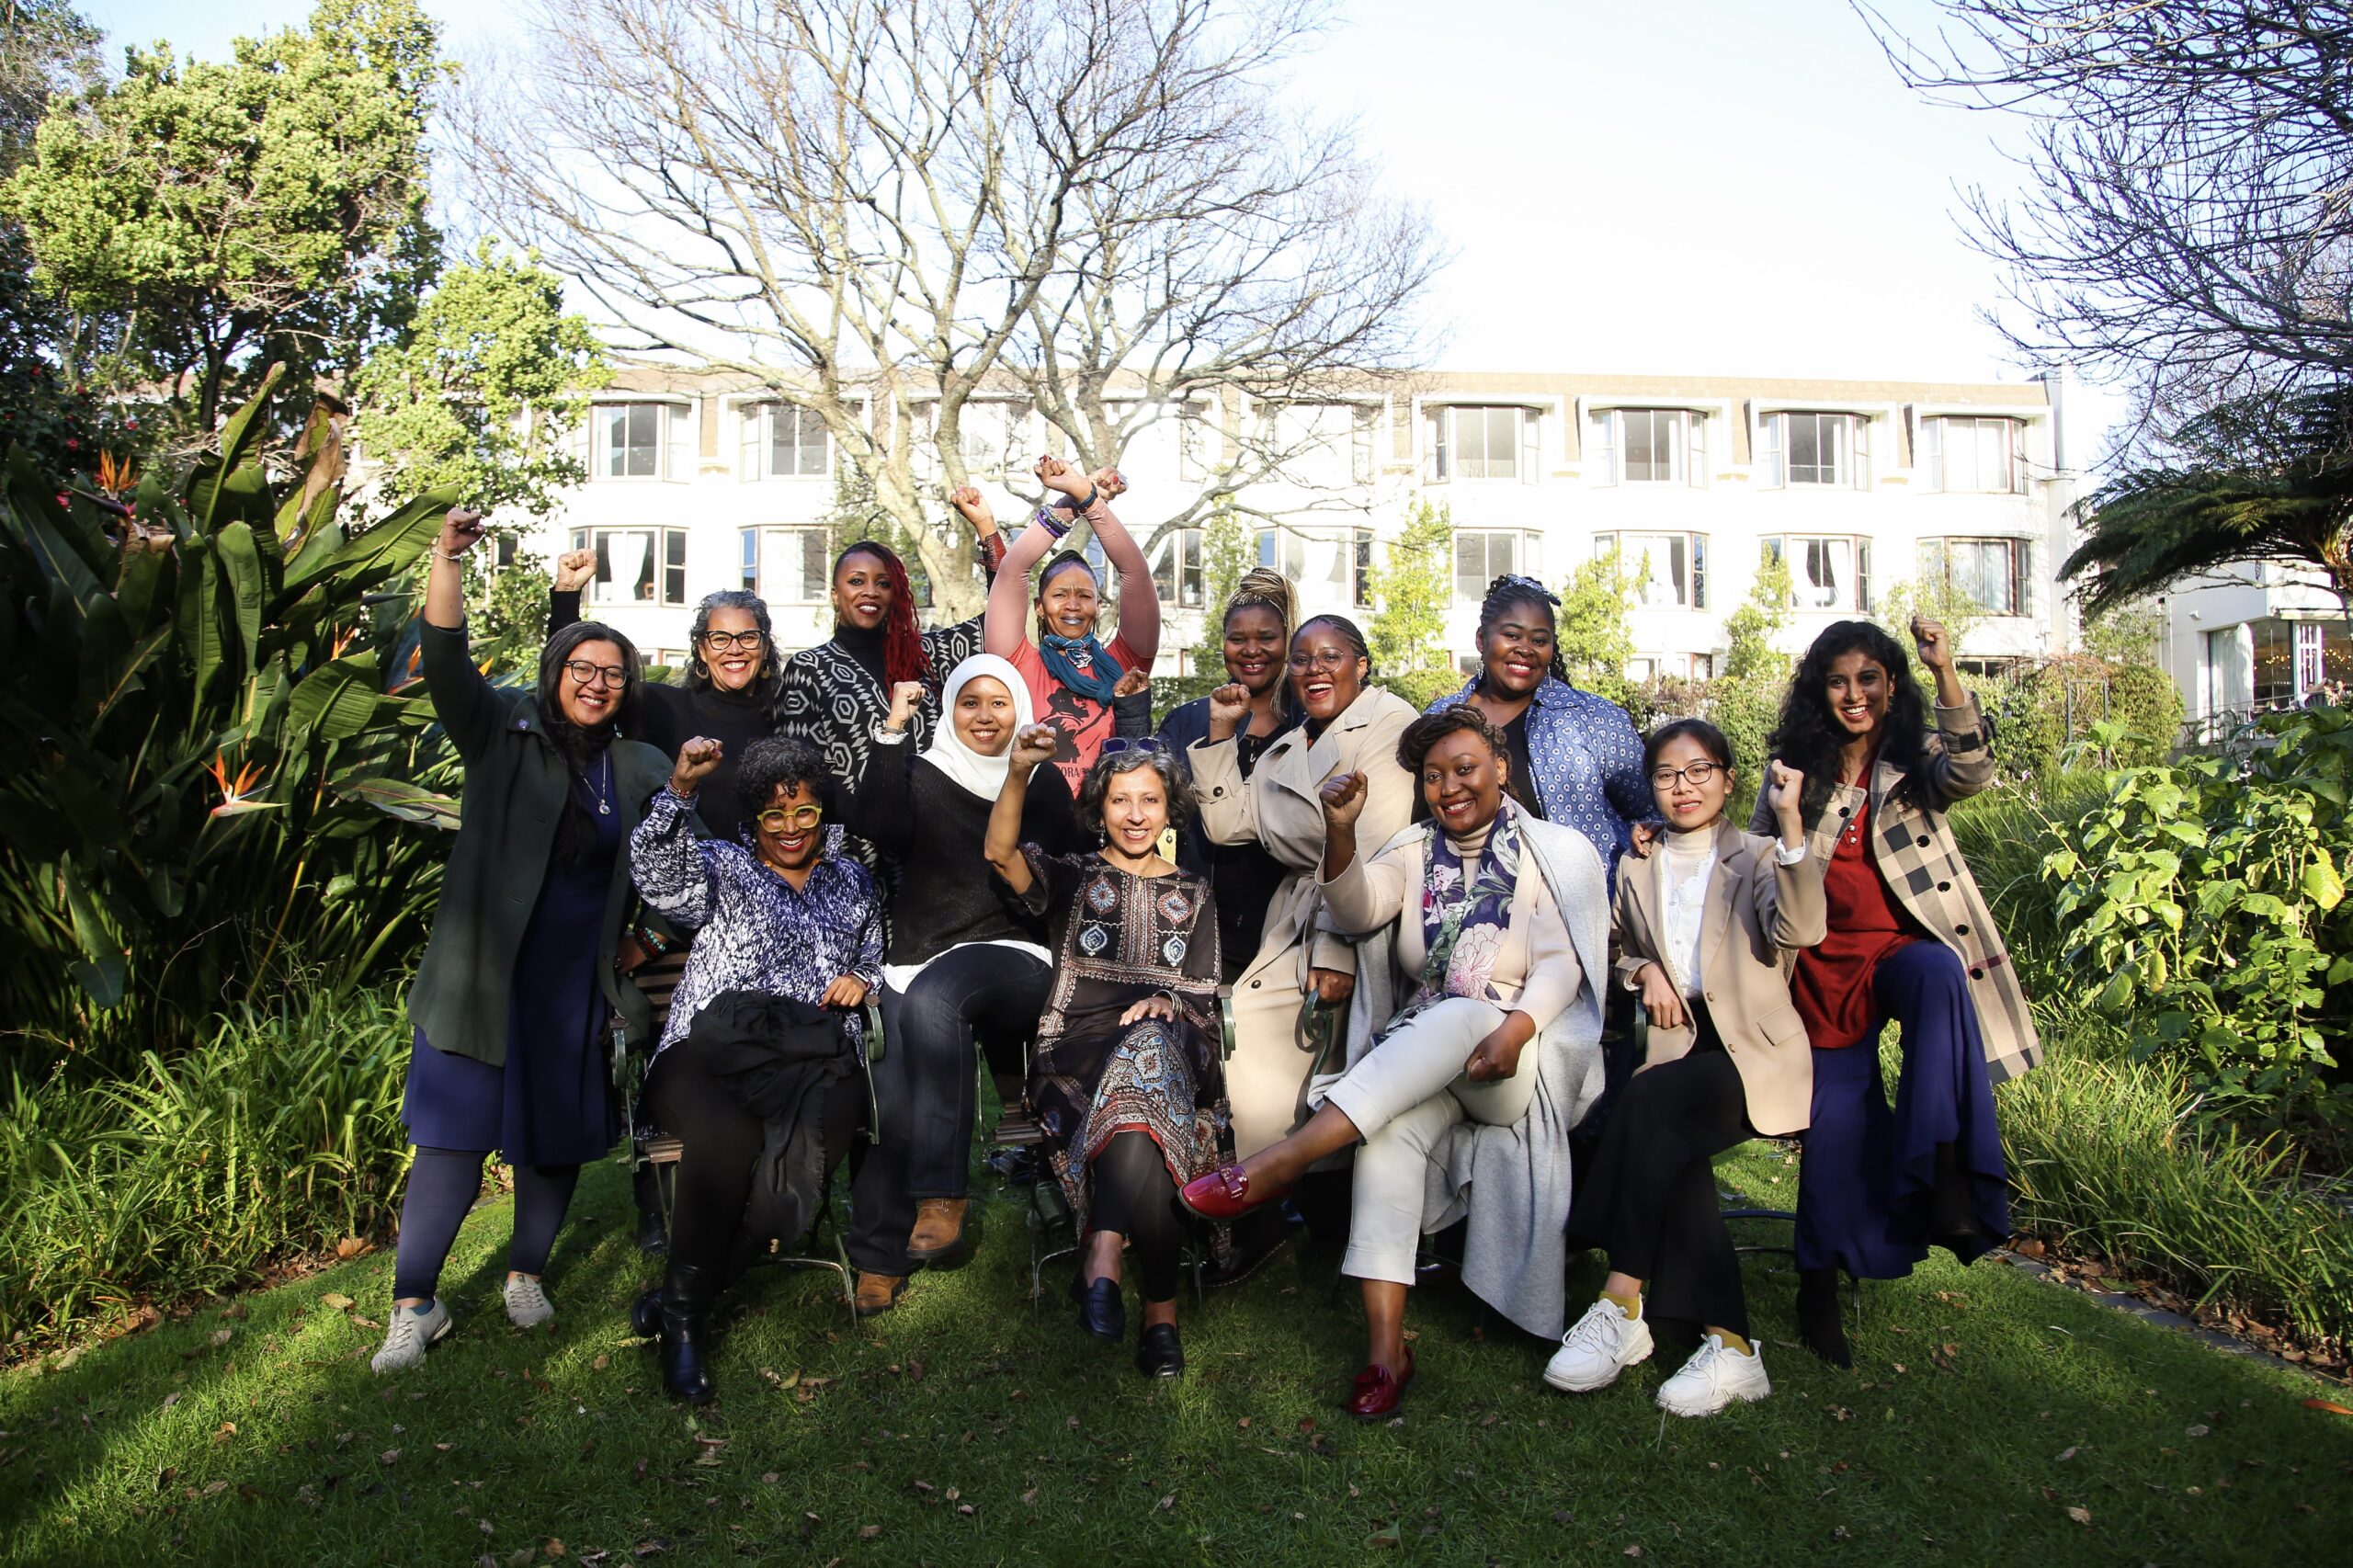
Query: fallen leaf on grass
[[761, 1472, 779, 1484], [1021, 1489, 1038, 1506], [506, 1549, 537, 1568], [353, 1315, 383, 1329], [544, 1544, 566, 1561], [1367, 1525, 1399, 1548], [592, 1355, 609, 1372], [2187, 1424, 2211, 1437], [2302, 1398, 2353, 1416], [211, 1423, 236, 1445], [2056, 1447, 2078, 1461], [379, 1449, 401, 1467], [2065, 1506, 2091, 1525], [321, 1293, 356, 1312], [210, 1328, 233, 1346], [160, 1393, 181, 1413], [858, 1526, 881, 1540], [1155, 1494, 1174, 1511], [336, 1237, 368, 1259]]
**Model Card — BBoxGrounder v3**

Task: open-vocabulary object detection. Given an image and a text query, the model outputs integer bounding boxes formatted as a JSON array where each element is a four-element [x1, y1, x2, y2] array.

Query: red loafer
[[1347, 1350, 1416, 1419], [1177, 1163, 1290, 1221]]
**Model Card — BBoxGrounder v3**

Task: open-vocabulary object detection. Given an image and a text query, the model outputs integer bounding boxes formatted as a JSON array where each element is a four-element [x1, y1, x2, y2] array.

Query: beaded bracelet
[[1030, 504, 1071, 540]]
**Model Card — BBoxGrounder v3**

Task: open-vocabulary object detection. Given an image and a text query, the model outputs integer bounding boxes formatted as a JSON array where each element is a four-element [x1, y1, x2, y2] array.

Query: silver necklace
[[590, 752, 612, 816]]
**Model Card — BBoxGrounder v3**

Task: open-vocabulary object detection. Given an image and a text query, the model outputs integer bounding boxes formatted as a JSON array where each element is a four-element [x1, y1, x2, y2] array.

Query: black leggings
[[1089, 1131, 1186, 1303], [846, 949, 1047, 1274], [1566, 1043, 1756, 1338], [648, 1037, 864, 1278], [392, 1148, 579, 1301]]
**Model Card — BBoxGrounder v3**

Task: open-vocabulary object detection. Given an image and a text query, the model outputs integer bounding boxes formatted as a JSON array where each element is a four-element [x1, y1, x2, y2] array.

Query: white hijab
[[920, 653, 1034, 801]]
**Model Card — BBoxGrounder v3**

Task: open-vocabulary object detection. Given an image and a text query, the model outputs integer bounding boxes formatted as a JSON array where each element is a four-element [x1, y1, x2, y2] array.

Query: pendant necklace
[[591, 752, 613, 816]]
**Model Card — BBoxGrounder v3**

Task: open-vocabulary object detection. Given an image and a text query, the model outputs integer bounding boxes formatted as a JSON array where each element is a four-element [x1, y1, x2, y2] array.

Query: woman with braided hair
[[1427, 574, 1655, 892], [1155, 566, 1303, 984]]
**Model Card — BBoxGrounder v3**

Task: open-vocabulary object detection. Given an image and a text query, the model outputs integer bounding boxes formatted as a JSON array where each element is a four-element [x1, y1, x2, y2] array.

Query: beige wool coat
[[1749, 693, 2040, 1085], [1616, 816, 1827, 1137], [1189, 685, 1420, 1156]]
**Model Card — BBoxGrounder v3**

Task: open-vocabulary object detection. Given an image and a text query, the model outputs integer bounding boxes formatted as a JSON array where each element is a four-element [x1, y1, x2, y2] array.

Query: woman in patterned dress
[[984, 726, 1222, 1381]]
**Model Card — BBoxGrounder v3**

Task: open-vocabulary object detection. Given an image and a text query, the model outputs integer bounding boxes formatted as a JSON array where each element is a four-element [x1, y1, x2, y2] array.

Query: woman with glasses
[[627, 733, 884, 1402], [985, 726, 1222, 1379], [828, 656, 1080, 1312], [1179, 708, 1608, 1416], [1188, 615, 1417, 1164], [1545, 720, 1823, 1419], [970, 457, 1158, 795], [1427, 574, 1656, 889], [373, 509, 673, 1376], [551, 564, 784, 844]]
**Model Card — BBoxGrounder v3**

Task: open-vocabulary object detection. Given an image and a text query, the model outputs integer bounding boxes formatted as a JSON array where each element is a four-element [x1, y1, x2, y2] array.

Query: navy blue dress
[[404, 803, 623, 1165]]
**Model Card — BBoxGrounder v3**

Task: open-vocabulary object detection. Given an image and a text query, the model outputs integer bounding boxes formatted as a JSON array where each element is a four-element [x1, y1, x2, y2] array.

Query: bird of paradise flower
[[207, 751, 282, 817]]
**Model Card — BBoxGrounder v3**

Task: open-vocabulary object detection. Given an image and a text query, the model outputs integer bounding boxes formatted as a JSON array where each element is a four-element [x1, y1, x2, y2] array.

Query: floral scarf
[[1399, 798, 1526, 1023]]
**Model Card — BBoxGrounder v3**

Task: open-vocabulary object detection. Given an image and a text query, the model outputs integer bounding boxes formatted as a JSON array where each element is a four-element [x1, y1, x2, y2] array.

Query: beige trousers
[[1325, 996, 1538, 1288]]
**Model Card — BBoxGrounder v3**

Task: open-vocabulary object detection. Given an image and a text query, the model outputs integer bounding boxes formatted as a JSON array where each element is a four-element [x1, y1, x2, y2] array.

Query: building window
[[741, 527, 831, 605], [940, 400, 1019, 482], [1177, 404, 1213, 483], [1427, 404, 1538, 483], [1269, 402, 1379, 486], [1595, 408, 1708, 486], [1759, 411, 1871, 489], [1454, 530, 1535, 603], [1153, 528, 1205, 608], [2204, 626, 2249, 714], [739, 402, 829, 479], [2253, 619, 2297, 706], [1920, 537, 2029, 617], [1256, 528, 1306, 582], [597, 403, 666, 480], [1352, 528, 1375, 607], [1597, 531, 1707, 608], [1919, 415, 2026, 494], [572, 527, 688, 608], [1765, 536, 1866, 611]]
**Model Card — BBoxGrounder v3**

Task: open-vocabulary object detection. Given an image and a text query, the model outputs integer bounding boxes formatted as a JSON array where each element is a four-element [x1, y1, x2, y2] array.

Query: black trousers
[[1089, 1130, 1186, 1303], [391, 1149, 579, 1301], [1567, 1028, 1756, 1338], [847, 948, 1048, 1275], [648, 1035, 864, 1278]]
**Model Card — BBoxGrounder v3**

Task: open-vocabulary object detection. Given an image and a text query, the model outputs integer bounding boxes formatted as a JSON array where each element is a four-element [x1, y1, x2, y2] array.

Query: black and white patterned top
[[629, 788, 885, 1054], [775, 618, 984, 801]]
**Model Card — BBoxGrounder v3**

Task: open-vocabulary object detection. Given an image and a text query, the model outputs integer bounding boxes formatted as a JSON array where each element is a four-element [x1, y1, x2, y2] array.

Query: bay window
[[1595, 531, 1708, 608], [573, 526, 688, 608], [1920, 537, 2030, 617]]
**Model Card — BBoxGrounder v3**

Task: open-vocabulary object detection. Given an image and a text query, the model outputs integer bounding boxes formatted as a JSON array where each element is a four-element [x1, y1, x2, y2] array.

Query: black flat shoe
[[1074, 1276, 1125, 1343], [1135, 1322, 1184, 1379]]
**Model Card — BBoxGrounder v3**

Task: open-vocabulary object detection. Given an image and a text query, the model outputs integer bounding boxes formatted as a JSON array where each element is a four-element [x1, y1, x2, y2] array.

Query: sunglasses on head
[[1097, 736, 1169, 758]]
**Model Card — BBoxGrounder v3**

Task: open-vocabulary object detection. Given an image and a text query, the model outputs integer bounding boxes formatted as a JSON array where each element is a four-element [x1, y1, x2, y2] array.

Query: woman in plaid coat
[[1752, 617, 2039, 1367]]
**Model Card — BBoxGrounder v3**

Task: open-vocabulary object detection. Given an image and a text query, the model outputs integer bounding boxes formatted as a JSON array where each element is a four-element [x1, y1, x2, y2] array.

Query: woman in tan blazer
[[1546, 719, 1824, 1420], [1189, 616, 1419, 1162]]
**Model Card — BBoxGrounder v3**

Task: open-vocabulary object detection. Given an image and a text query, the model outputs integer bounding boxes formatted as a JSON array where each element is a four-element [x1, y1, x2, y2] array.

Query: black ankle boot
[[630, 1286, 661, 1340], [1796, 1267, 1851, 1369], [658, 1262, 721, 1403]]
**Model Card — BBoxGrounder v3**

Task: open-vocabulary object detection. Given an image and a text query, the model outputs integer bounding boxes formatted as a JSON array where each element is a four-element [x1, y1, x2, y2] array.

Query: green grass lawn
[[5, 1150, 2349, 1567]]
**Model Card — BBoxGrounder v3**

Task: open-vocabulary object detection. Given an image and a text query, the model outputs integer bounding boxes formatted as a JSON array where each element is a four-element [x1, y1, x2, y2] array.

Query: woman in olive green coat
[[372, 507, 672, 1375]]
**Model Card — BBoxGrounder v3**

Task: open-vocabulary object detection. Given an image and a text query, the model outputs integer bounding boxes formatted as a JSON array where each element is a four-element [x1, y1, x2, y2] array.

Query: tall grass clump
[[0, 983, 414, 1351]]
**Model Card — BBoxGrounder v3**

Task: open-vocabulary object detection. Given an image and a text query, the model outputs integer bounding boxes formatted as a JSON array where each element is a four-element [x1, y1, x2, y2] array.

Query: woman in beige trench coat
[[1188, 615, 1418, 1161]]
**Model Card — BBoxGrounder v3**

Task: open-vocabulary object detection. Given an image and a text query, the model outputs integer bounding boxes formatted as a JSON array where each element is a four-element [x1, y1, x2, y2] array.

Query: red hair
[[839, 540, 931, 688]]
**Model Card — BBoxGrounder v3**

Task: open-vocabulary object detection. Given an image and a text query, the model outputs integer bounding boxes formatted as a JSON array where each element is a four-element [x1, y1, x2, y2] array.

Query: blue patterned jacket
[[1428, 676, 1655, 891]]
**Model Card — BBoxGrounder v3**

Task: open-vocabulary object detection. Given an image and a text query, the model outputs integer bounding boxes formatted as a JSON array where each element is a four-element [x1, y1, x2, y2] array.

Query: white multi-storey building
[[2160, 565, 2351, 743], [517, 367, 2084, 682]]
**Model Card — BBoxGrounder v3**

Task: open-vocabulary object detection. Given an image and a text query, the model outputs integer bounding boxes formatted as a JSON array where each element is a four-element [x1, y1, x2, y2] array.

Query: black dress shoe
[[1074, 1276, 1125, 1343], [659, 1261, 721, 1404], [630, 1286, 661, 1339], [1135, 1322, 1184, 1379]]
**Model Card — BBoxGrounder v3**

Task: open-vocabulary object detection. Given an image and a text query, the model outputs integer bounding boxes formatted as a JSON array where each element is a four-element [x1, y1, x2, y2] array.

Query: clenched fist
[[553, 547, 597, 594], [670, 736, 723, 797]]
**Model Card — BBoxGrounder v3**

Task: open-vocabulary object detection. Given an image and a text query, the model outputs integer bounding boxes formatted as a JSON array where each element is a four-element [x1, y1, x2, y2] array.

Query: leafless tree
[[460, 0, 1442, 616], [1861, 2, 2353, 452]]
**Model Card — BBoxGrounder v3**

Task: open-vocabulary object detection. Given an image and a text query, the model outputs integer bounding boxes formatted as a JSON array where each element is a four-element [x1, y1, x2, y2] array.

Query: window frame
[[570, 525, 691, 608], [740, 525, 834, 606], [1919, 415, 2029, 495], [1425, 403, 1540, 484], [1758, 410, 1873, 491], [1595, 530, 1709, 609], [1762, 534, 1870, 613], [1452, 529, 1538, 605], [1152, 527, 1206, 609], [1919, 535, 2030, 618], [593, 401, 676, 483], [737, 401, 833, 481]]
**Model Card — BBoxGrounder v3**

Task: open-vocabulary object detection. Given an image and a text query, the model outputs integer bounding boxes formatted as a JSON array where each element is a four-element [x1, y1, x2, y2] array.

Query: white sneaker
[[1542, 1298, 1654, 1393], [504, 1275, 555, 1328], [369, 1300, 451, 1373], [1655, 1335, 1771, 1417]]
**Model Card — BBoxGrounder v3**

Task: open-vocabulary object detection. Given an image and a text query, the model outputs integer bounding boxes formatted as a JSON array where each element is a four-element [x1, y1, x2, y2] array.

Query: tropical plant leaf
[[214, 523, 266, 678], [188, 365, 286, 528], [288, 656, 383, 744], [277, 488, 451, 607], [331, 774, 460, 830]]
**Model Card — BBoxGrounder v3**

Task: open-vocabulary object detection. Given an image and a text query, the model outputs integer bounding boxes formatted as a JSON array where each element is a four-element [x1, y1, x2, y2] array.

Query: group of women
[[372, 455, 2037, 1422]]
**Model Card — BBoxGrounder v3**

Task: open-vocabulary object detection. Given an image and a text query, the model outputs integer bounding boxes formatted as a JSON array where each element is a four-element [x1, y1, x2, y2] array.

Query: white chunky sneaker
[[1542, 1298, 1654, 1393], [369, 1300, 451, 1373], [1655, 1335, 1771, 1417], [504, 1275, 555, 1328]]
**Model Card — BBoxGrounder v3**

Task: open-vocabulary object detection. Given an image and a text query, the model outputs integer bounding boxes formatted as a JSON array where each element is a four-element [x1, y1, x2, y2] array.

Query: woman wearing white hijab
[[835, 654, 1082, 1311]]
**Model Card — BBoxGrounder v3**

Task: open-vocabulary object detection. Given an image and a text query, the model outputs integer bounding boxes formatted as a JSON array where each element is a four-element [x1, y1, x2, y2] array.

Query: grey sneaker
[[1542, 1298, 1654, 1393], [370, 1300, 451, 1373], [503, 1275, 555, 1328]]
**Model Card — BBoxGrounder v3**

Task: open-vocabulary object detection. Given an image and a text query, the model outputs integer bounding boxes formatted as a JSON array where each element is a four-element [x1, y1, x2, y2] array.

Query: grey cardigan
[[1336, 813, 1611, 1340]]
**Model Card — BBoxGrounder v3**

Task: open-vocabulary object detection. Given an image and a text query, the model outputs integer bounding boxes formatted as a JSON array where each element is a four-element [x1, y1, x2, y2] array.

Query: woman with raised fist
[[374, 507, 671, 1377]]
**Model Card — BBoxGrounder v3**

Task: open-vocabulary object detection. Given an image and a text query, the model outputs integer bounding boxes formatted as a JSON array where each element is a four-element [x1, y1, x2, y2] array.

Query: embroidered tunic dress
[[1014, 848, 1225, 1237]]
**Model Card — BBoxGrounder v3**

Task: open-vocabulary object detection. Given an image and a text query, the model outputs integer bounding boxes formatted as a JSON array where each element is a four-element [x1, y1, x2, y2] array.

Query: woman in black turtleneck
[[550, 563, 779, 844]]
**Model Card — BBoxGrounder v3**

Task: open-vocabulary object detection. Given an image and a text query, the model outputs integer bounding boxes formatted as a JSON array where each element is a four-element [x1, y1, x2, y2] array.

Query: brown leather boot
[[852, 1271, 907, 1318], [905, 1199, 969, 1262]]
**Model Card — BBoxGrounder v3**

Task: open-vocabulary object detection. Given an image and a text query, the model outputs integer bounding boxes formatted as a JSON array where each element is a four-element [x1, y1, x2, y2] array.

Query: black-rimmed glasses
[[699, 630, 767, 653], [562, 659, 628, 688], [1651, 761, 1722, 788]]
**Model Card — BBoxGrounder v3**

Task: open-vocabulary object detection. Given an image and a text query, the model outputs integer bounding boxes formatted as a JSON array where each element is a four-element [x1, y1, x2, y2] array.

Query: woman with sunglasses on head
[[1180, 708, 1609, 1416], [1427, 574, 1656, 889], [372, 508, 672, 1376], [1546, 720, 1823, 1418], [1188, 615, 1418, 1165], [1757, 617, 2038, 1368], [827, 656, 1081, 1312], [971, 458, 1158, 795], [986, 727, 1222, 1379], [628, 734, 884, 1403]]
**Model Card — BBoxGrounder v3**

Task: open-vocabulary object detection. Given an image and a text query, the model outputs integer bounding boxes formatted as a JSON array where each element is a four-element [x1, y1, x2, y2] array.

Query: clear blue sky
[[80, 0, 2120, 451]]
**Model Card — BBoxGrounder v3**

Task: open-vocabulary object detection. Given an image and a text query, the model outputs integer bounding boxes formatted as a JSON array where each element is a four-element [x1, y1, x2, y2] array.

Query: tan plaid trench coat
[[1750, 694, 2041, 1085]]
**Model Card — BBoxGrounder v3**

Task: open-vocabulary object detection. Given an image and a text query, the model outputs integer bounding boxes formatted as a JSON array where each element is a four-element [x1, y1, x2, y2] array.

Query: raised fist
[[1910, 615, 1952, 673], [670, 736, 724, 796], [1009, 722, 1061, 769], [885, 679, 926, 733], [553, 547, 597, 594], [1318, 769, 1370, 827]]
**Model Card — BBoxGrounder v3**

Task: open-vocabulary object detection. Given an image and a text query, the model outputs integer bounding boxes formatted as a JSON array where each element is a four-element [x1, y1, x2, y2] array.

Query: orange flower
[[206, 751, 279, 817]]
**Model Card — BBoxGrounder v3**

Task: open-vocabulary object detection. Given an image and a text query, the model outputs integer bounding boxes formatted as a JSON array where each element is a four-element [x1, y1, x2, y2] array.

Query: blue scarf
[[1396, 799, 1525, 1026], [1040, 631, 1123, 704]]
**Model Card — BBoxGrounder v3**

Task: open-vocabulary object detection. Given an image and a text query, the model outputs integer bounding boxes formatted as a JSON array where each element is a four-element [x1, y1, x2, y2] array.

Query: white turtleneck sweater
[[1657, 824, 1718, 1001]]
